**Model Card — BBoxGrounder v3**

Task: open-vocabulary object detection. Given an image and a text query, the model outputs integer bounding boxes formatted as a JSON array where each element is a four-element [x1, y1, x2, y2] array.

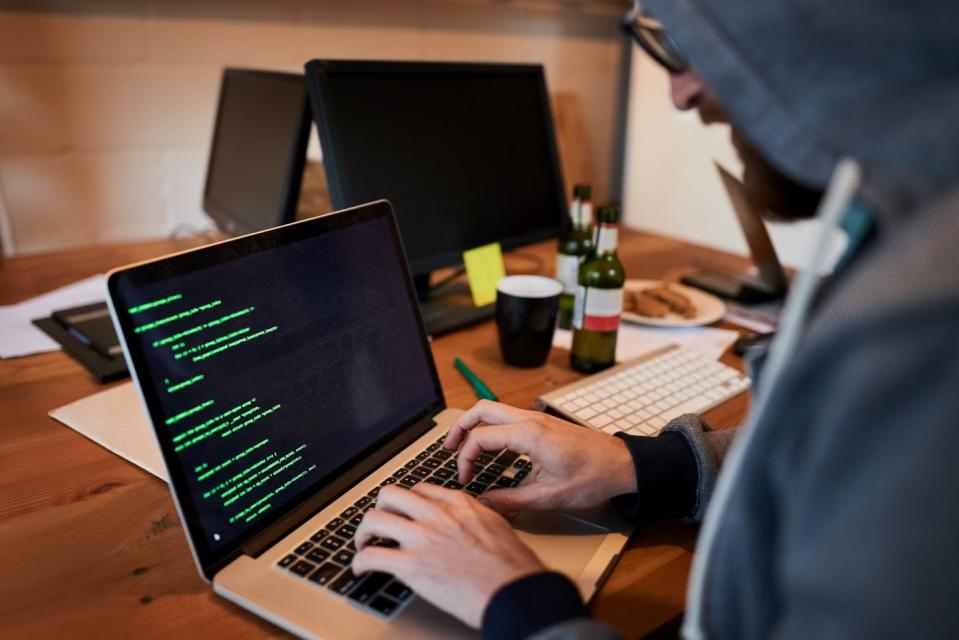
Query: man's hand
[[352, 484, 545, 628], [443, 400, 637, 514]]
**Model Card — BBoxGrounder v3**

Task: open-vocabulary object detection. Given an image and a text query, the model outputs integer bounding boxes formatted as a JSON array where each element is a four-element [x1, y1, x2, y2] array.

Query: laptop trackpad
[[511, 511, 608, 578]]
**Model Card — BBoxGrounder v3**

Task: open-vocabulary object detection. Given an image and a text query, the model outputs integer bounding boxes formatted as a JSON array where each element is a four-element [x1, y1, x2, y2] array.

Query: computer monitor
[[304, 60, 568, 335], [203, 69, 310, 236]]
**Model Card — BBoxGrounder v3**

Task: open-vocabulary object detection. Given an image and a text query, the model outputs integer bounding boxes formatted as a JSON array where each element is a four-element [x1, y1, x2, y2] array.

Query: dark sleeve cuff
[[482, 571, 588, 640], [611, 431, 699, 522]]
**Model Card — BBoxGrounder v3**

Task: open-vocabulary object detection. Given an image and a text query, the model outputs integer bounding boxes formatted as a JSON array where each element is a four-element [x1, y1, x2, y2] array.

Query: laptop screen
[[107, 202, 443, 574]]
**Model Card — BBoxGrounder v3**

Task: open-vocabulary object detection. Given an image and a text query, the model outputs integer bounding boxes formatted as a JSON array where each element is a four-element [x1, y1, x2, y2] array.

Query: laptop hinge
[[240, 413, 439, 559]]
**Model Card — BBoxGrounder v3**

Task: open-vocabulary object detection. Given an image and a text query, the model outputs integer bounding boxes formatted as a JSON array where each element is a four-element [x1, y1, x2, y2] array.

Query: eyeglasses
[[621, 1, 690, 74]]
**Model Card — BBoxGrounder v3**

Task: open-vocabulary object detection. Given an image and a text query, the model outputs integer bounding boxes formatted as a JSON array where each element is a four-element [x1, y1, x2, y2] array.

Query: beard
[[732, 130, 824, 222]]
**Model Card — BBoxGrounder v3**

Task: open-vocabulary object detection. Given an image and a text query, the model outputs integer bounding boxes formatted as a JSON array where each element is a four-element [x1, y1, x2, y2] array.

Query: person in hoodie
[[351, 0, 959, 637]]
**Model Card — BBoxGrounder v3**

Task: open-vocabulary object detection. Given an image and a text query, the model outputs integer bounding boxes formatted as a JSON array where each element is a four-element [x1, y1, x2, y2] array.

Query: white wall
[[0, 0, 626, 256], [622, 48, 831, 270]]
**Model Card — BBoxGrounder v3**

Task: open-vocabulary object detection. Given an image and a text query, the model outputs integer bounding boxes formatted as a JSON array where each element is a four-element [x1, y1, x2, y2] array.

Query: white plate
[[621, 279, 726, 327]]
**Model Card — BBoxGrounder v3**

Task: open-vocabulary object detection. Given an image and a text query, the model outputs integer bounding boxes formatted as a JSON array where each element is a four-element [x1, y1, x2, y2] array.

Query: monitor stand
[[414, 274, 495, 337]]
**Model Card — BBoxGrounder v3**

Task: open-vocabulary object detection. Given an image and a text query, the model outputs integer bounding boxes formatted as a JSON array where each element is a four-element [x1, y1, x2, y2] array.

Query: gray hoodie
[[530, 0, 959, 637]]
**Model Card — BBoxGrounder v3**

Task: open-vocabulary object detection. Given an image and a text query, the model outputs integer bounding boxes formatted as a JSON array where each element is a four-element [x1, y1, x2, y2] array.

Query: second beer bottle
[[571, 204, 625, 373]]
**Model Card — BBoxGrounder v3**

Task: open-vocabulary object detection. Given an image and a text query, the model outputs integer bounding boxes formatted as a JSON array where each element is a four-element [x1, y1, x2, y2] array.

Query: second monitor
[[305, 60, 568, 336]]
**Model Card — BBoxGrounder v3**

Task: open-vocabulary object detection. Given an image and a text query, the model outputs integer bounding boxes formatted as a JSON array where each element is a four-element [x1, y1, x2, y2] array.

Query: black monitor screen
[[204, 69, 309, 235], [306, 60, 567, 275], [107, 203, 442, 574]]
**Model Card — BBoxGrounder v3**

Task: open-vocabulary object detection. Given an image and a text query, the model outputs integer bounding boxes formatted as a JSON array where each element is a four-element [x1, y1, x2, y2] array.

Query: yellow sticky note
[[462, 242, 506, 307]]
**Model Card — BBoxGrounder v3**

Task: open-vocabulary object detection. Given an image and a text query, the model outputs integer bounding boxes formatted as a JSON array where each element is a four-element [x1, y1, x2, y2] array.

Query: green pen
[[454, 358, 498, 401]]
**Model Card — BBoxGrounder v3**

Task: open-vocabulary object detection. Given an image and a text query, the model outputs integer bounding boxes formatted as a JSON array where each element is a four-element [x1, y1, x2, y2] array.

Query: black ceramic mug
[[496, 275, 562, 367]]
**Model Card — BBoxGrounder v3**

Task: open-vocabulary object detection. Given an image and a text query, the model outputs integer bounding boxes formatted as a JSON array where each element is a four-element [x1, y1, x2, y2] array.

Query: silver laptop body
[[106, 200, 631, 639]]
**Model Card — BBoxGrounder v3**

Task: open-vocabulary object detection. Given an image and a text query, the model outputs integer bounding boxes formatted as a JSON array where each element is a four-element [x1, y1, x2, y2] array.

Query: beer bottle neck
[[595, 222, 618, 255], [571, 199, 592, 229]]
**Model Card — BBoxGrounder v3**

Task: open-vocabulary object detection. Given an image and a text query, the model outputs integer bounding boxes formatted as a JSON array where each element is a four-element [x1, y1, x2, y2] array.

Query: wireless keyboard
[[536, 344, 750, 436]]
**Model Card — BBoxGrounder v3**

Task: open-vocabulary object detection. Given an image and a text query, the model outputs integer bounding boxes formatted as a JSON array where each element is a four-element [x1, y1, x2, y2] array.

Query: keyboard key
[[591, 414, 613, 427], [433, 467, 454, 480], [354, 496, 372, 508], [443, 459, 458, 471], [349, 572, 393, 604], [515, 469, 529, 480], [349, 514, 364, 527], [496, 476, 519, 487], [368, 595, 400, 616], [575, 407, 599, 420], [308, 562, 341, 586], [371, 537, 399, 548], [512, 458, 526, 469], [337, 524, 357, 538], [340, 506, 359, 518], [310, 529, 330, 543], [289, 560, 315, 577], [424, 477, 444, 485], [400, 475, 421, 488], [332, 549, 354, 566], [426, 442, 441, 452], [326, 518, 344, 531], [367, 486, 381, 498], [347, 539, 356, 551], [637, 422, 658, 436], [411, 467, 430, 478], [383, 580, 413, 602], [294, 541, 314, 555], [475, 453, 493, 465], [381, 477, 397, 486], [465, 482, 488, 494], [392, 468, 408, 478], [476, 472, 497, 484], [306, 548, 330, 564], [486, 464, 505, 476], [432, 449, 452, 461], [415, 452, 430, 461], [404, 459, 418, 469], [444, 480, 463, 490], [329, 568, 361, 595], [320, 536, 345, 552], [277, 554, 297, 568], [422, 458, 440, 469]]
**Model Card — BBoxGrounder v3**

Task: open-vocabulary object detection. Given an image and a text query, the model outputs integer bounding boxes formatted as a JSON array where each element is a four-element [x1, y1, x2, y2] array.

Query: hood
[[644, 0, 959, 221]]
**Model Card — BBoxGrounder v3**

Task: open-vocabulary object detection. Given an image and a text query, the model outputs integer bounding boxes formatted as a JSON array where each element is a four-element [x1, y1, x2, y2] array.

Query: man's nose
[[669, 71, 704, 111]]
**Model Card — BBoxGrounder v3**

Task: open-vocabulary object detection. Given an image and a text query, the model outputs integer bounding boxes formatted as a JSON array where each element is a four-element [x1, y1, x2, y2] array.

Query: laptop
[[106, 200, 631, 639], [680, 164, 789, 303]]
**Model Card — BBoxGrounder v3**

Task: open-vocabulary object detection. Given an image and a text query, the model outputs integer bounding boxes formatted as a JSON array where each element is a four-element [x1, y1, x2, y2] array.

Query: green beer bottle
[[556, 184, 594, 329], [571, 204, 625, 373]]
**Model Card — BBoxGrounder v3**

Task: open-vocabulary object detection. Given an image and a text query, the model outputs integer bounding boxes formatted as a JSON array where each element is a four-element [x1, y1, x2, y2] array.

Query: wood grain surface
[[0, 229, 752, 639]]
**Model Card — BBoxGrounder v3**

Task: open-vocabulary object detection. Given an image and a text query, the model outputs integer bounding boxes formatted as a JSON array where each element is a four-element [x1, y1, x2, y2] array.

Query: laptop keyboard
[[274, 433, 532, 618]]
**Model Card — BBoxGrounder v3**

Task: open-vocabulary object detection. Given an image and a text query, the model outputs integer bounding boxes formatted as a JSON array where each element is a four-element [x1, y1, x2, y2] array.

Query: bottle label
[[569, 199, 581, 227], [596, 224, 618, 254], [556, 254, 581, 294], [573, 286, 623, 331], [580, 201, 593, 228]]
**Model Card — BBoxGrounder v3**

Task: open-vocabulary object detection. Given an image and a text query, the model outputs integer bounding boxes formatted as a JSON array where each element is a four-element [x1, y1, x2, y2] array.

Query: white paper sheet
[[0, 275, 106, 358], [553, 323, 739, 363], [49, 382, 168, 482]]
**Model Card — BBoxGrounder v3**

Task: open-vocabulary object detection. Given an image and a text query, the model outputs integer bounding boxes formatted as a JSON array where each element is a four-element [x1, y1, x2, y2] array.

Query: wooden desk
[[0, 230, 751, 638]]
